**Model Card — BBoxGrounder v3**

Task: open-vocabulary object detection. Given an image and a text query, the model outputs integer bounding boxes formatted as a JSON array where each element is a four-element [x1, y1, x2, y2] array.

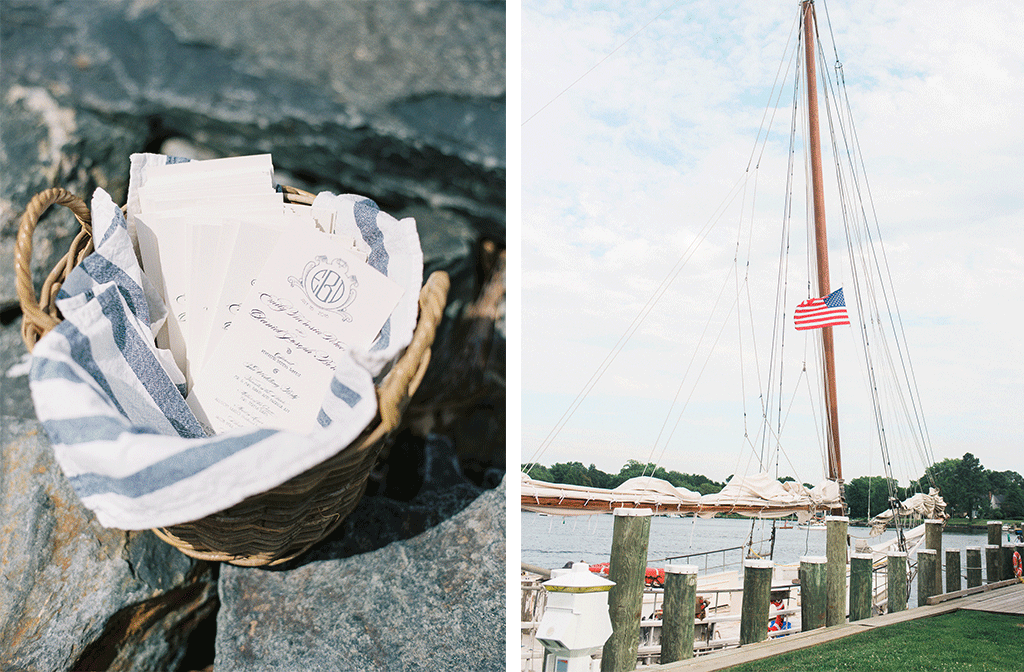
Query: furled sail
[[521, 472, 841, 519], [867, 489, 948, 536]]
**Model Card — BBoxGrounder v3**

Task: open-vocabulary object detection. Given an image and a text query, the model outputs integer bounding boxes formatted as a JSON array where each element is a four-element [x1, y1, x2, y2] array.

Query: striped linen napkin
[[28, 177, 422, 530]]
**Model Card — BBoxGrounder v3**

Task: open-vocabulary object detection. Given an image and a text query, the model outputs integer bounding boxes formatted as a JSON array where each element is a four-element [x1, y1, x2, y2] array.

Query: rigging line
[[647, 255, 742, 470], [799, 356, 829, 480], [832, 65, 938, 477], [818, 56, 906, 535], [522, 0, 683, 127], [774, 364, 814, 482], [758, 22, 805, 459], [655, 291, 744, 470], [816, 1, 925, 499], [760, 42, 802, 464], [522, 170, 754, 472], [824, 45, 936, 484], [818, 0, 844, 72], [735, 171, 752, 451], [747, 11, 802, 171], [645, 260, 737, 469]]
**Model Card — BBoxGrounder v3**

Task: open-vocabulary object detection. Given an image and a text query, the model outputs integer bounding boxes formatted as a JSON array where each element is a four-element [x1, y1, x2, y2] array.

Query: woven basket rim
[[15, 185, 449, 566]]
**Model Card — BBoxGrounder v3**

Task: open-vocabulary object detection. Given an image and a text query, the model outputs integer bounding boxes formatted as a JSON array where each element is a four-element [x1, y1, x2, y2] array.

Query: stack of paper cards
[[133, 154, 400, 435]]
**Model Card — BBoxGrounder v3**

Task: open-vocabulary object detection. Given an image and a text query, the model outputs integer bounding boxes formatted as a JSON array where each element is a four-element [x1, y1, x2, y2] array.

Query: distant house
[[989, 492, 1005, 510]]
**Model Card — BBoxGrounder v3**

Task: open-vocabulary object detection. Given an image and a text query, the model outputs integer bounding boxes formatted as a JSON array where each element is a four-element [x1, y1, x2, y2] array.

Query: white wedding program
[[186, 228, 402, 435], [133, 153, 400, 435]]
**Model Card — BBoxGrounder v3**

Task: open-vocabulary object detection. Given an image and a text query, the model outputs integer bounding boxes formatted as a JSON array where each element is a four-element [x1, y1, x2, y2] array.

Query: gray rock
[[1, 1, 506, 667], [0, 0, 504, 229], [0, 417, 217, 672], [215, 478, 506, 672], [280, 433, 486, 565], [1, 0, 506, 464]]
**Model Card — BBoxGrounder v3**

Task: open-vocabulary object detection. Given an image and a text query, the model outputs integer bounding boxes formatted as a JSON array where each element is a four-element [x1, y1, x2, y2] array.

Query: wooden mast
[[802, 0, 844, 496]]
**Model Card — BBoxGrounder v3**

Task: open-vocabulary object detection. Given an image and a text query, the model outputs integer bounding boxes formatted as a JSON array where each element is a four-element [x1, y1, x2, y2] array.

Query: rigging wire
[[810, 3, 937, 545], [819, 0, 935, 486], [646, 261, 739, 470], [522, 171, 750, 474], [526, 3, 936, 537], [523, 1, 683, 127]]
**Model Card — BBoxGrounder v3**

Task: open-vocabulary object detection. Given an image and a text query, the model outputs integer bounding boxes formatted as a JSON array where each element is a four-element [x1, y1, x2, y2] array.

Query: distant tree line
[[523, 459, 725, 496], [525, 452, 1023, 521], [915, 452, 1023, 521]]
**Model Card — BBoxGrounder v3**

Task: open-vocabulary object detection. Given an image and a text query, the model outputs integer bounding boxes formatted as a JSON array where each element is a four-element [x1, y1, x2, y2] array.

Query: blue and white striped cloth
[[29, 172, 422, 530]]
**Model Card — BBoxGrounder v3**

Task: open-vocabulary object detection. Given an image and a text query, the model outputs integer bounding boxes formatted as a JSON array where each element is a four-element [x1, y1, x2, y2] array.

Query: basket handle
[[15, 188, 93, 351]]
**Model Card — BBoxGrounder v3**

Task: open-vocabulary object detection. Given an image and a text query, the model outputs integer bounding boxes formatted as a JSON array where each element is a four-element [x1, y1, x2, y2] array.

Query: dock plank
[[651, 581, 1024, 671], [960, 581, 1024, 615]]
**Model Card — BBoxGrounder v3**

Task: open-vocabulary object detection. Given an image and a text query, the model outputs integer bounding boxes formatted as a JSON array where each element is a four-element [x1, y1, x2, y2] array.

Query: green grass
[[725, 611, 1024, 671], [943, 518, 1023, 526]]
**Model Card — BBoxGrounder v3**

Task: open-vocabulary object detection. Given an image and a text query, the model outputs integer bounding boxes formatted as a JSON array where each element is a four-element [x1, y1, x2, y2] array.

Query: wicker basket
[[15, 186, 449, 566]]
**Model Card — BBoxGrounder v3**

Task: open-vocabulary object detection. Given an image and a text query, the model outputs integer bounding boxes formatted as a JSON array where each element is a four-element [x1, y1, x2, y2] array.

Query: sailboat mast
[[802, 0, 844, 491]]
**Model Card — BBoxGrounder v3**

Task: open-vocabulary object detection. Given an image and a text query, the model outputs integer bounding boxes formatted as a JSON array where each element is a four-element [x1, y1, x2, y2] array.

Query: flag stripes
[[794, 287, 850, 330]]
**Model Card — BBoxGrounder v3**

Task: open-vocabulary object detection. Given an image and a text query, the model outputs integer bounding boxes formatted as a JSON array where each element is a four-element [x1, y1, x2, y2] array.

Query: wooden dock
[[652, 579, 1024, 671]]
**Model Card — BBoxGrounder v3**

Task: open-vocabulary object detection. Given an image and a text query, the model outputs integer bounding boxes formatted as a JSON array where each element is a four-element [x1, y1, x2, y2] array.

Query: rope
[[523, 171, 751, 474], [523, 1, 683, 127]]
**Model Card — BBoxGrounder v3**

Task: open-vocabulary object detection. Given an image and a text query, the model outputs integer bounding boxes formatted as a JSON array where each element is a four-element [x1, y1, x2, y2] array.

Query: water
[[522, 511, 989, 579]]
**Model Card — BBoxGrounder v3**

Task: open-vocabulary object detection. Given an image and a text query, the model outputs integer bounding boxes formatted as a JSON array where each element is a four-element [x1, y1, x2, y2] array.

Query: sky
[[520, 0, 1024, 488]]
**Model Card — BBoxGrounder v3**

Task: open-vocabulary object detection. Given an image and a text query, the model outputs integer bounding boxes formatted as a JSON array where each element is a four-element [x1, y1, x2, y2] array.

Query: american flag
[[794, 288, 850, 330]]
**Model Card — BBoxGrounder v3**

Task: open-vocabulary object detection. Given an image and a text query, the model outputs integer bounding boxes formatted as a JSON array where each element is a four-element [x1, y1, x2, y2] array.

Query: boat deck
[[652, 579, 1024, 671]]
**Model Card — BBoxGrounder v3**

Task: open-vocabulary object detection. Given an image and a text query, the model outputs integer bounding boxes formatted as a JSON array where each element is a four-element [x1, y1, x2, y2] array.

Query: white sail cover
[[697, 473, 841, 521], [867, 488, 948, 536], [520, 471, 841, 519], [520, 472, 701, 515]]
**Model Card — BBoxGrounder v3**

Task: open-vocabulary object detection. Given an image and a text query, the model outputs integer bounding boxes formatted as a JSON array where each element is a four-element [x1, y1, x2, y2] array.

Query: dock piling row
[[966, 546, 982, 588], [985, 545, 1000, 584], [849, 553, 872, 621], [739, 559, 772, 645], [917, 549, 938, 606], [799, 555, 827, 631], [945, 548, 961, 593], [887, 552, 908, 614], [825, 516, 848, 627], [601, 508, 652, 672], [925, 519, 943, 591], [661, 564, 698, 663]]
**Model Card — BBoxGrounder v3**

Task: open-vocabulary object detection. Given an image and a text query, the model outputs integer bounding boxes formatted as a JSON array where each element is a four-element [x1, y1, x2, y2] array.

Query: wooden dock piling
[[1001, 546, 1015, 581], [887, 552, 907, 614], [661, 564, 698, 663], [601, 508, 652, 672], [945, 548, 961, 593], [925, 519, 942, 591], [985, 545, 1000, 584], [825, 516, 848, 627], [849, 553, 872, 621], [799, 556, 827, 631], [987, 520, 1002, 546], [966, 546, 982, 588], [918, 549, 938, 606], [739, 559, 773, 645], [799, 555, 827, 631]]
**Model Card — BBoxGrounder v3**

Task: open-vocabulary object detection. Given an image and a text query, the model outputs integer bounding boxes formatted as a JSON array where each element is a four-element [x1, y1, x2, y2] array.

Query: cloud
[[522, 0, 1024, 483]]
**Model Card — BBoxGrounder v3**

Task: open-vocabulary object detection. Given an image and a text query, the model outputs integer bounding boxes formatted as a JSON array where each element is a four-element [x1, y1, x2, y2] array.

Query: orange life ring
[[645, 567, 666, 588], [1013, 550, 1021, 579]]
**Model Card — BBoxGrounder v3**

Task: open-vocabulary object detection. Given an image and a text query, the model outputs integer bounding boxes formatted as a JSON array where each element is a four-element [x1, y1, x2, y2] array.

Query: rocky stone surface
[[1, 0, 505, 474], [2, 0, 505, 668], [0, 417, 217, 672], [216, 478, 506, 672]]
